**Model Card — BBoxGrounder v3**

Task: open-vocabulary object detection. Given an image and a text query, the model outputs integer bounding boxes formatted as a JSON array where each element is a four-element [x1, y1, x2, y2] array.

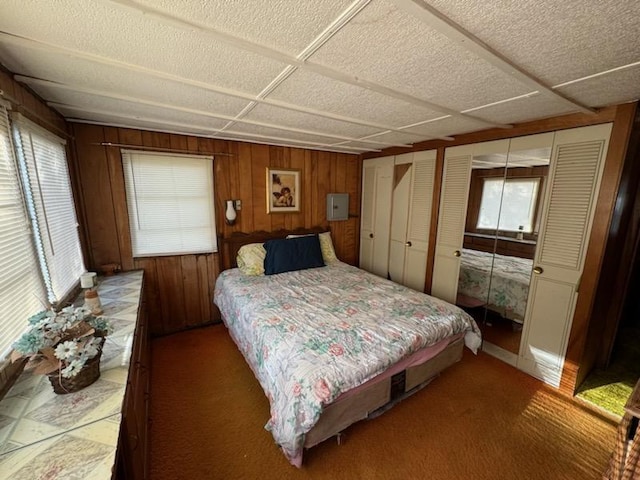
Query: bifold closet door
[[431, 146, 473, 304], [359, 156, 394, 277], [517, 123, 613, 387], [389, 151, 437, 291]]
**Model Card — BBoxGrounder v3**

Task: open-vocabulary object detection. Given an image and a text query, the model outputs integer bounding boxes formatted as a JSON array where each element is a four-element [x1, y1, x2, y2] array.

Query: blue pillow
[[264, 235, 325, 275]]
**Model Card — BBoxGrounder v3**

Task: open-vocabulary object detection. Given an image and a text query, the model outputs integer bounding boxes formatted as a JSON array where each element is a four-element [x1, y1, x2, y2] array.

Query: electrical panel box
[[326, 193, 349, 221]]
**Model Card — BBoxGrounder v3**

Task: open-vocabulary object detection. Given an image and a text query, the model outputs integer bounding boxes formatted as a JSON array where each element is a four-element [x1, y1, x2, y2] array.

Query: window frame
[[476, 176, 542, 235], [121, 150, 218, 258], [12, 113, 86, 304]]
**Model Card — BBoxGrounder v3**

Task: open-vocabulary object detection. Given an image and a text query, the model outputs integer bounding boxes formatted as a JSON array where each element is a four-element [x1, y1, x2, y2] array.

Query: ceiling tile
[[222, 135, 363, 153], [555, 66, 640, 109], [134, 0, 355, 55], [242, 104, 381, 139], [467, 96, 577, 125], [270, 69, 444, 126], [403, 117, 489, 137], [0, 45, 251, 117], [35, 88, 229, 130], [425, 0, 640, 87], [357, 131, 421, 146], [226, 123, 348, 146], [64, 113, 221, 138], [0, 0, 287, 94], [310, 0, 531, 110]]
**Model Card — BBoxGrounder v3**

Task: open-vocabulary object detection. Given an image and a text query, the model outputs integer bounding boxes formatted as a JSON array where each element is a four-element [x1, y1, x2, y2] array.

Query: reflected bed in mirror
[[458, 248, 533, 323]]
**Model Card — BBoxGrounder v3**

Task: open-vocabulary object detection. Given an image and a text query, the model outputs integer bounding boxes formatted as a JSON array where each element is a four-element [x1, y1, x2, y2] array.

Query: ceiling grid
[[0, 0, 637, 153]]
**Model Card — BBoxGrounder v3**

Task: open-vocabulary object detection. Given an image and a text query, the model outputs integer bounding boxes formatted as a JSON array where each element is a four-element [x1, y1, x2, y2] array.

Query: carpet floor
[[149, 324, 617, 480]]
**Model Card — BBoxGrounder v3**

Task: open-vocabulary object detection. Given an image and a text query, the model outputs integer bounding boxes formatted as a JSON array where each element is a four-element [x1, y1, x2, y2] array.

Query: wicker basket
[[47, 338, 105, 394]]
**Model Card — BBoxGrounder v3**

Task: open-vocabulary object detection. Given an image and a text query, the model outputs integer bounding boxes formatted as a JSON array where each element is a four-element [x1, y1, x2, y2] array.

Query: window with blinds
[[0, 105, 48, 358], [12, 114, 85, 304], [122, 150, 217, 257]]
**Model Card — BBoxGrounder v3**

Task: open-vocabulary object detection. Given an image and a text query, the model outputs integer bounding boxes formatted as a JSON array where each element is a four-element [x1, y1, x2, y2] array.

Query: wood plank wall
[[69, 123, 361, 336]]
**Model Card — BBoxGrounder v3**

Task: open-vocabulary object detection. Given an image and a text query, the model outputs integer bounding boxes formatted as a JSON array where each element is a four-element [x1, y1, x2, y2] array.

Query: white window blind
[[122, 151, 217, 257], [477, 177, 540, 233], [0, 105, 47, 357], [12, 114, 85, 304]]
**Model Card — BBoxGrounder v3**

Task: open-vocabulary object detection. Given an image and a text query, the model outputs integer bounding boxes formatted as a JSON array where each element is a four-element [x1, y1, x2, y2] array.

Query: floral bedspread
[[214, 261, 481, 466], [458, 248, 533, 320]]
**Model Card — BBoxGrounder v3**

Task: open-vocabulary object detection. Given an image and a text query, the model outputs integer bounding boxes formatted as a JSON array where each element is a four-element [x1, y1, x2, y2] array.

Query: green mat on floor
[[576, 327, 640, 417]]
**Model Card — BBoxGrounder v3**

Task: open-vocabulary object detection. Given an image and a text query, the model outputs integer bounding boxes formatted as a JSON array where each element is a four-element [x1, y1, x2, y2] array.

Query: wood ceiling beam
[[390, 0, 595, 114]]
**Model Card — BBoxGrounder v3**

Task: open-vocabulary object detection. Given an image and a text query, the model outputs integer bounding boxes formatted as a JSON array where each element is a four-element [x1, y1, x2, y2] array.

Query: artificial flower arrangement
[[11, 306, 112, 391]]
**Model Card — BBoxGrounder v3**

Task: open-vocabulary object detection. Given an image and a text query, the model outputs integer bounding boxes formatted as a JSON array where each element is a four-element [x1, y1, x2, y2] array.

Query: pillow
[[286, 231, 338, 264], [264, 235, 324, 275], [236, 243, 266, 276], [318, 231, 338, 264]]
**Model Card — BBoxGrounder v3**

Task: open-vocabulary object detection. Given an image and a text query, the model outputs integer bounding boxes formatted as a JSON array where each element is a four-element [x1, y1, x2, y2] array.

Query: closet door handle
[[453, 250, 461, 257], [533, 266, 543, 274], [369, 233, 374, 239], [405, 241, 412, 247]]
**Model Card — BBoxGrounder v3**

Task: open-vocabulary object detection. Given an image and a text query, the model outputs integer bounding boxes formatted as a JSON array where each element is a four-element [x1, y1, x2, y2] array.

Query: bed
[[457, 248, 533, 322], [214, 229, 481, 467]]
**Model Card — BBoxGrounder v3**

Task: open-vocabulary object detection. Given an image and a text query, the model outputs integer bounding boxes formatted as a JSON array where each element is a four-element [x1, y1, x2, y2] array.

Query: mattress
[[458, 248, 533, 320], [214, 261, 481, 466]]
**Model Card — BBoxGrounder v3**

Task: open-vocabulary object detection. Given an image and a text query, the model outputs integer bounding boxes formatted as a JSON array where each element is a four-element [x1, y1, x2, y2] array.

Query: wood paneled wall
[[69, 123, 361, 336]]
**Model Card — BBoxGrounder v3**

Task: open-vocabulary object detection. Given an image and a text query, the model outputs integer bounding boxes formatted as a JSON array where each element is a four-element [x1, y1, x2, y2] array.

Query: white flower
[[82, 341, 99, 360], [54, 341, 78, 360], [60, 359, 85, 378]]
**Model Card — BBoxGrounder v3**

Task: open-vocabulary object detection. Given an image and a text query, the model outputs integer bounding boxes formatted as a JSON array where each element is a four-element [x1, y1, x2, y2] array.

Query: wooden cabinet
[[115, 298, 150, 479]]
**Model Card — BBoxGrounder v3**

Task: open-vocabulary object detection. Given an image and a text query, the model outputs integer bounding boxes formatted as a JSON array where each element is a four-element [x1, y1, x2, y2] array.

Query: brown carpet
[[149, 324, 616, 480]]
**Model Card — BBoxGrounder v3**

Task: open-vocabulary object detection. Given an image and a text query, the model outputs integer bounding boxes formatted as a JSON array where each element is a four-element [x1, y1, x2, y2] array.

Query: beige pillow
[[318, 232, 338, 264], [236, 243, 266, 276], [286, 232, 338, 264]]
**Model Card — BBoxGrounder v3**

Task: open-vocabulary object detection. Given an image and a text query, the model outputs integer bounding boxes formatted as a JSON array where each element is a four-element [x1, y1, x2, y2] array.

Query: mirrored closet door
[[431, 135, 552, 363], [432, 125, 613, 387], [472, 134, 553, 361]]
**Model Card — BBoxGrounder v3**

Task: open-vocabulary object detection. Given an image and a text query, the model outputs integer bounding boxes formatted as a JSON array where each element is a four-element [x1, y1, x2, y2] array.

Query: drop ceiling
[[0, 0, 638, 154]]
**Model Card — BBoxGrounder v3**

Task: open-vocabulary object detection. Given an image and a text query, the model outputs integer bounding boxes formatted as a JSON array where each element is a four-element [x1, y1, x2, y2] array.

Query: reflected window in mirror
[[478, 177, 540, 233]]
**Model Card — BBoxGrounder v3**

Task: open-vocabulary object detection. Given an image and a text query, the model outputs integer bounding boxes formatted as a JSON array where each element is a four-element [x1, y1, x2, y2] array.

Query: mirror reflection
[[457, 141, 551, 356]]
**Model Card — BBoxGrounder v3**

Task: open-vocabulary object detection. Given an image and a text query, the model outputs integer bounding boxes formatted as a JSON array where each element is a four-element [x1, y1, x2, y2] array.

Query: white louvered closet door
[[517, 123, 612, 387], [431, 146, 473, 304], [403, 151, 436, 291]]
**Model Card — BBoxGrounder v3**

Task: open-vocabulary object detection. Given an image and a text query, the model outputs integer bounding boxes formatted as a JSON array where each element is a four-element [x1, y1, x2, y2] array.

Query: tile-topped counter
[[0, 270, 145, 479]]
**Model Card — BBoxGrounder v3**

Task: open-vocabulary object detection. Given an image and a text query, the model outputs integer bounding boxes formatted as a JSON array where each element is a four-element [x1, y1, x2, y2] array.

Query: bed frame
[[218, 228, 465, 451]]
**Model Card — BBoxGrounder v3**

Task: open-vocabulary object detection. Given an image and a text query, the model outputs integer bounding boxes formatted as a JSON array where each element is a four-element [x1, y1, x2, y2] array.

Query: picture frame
[[266, 168, 301, 213]]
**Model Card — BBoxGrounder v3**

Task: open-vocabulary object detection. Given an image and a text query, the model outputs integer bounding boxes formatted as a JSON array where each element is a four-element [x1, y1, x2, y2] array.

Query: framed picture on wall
[[266, 168, 301, 213]]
